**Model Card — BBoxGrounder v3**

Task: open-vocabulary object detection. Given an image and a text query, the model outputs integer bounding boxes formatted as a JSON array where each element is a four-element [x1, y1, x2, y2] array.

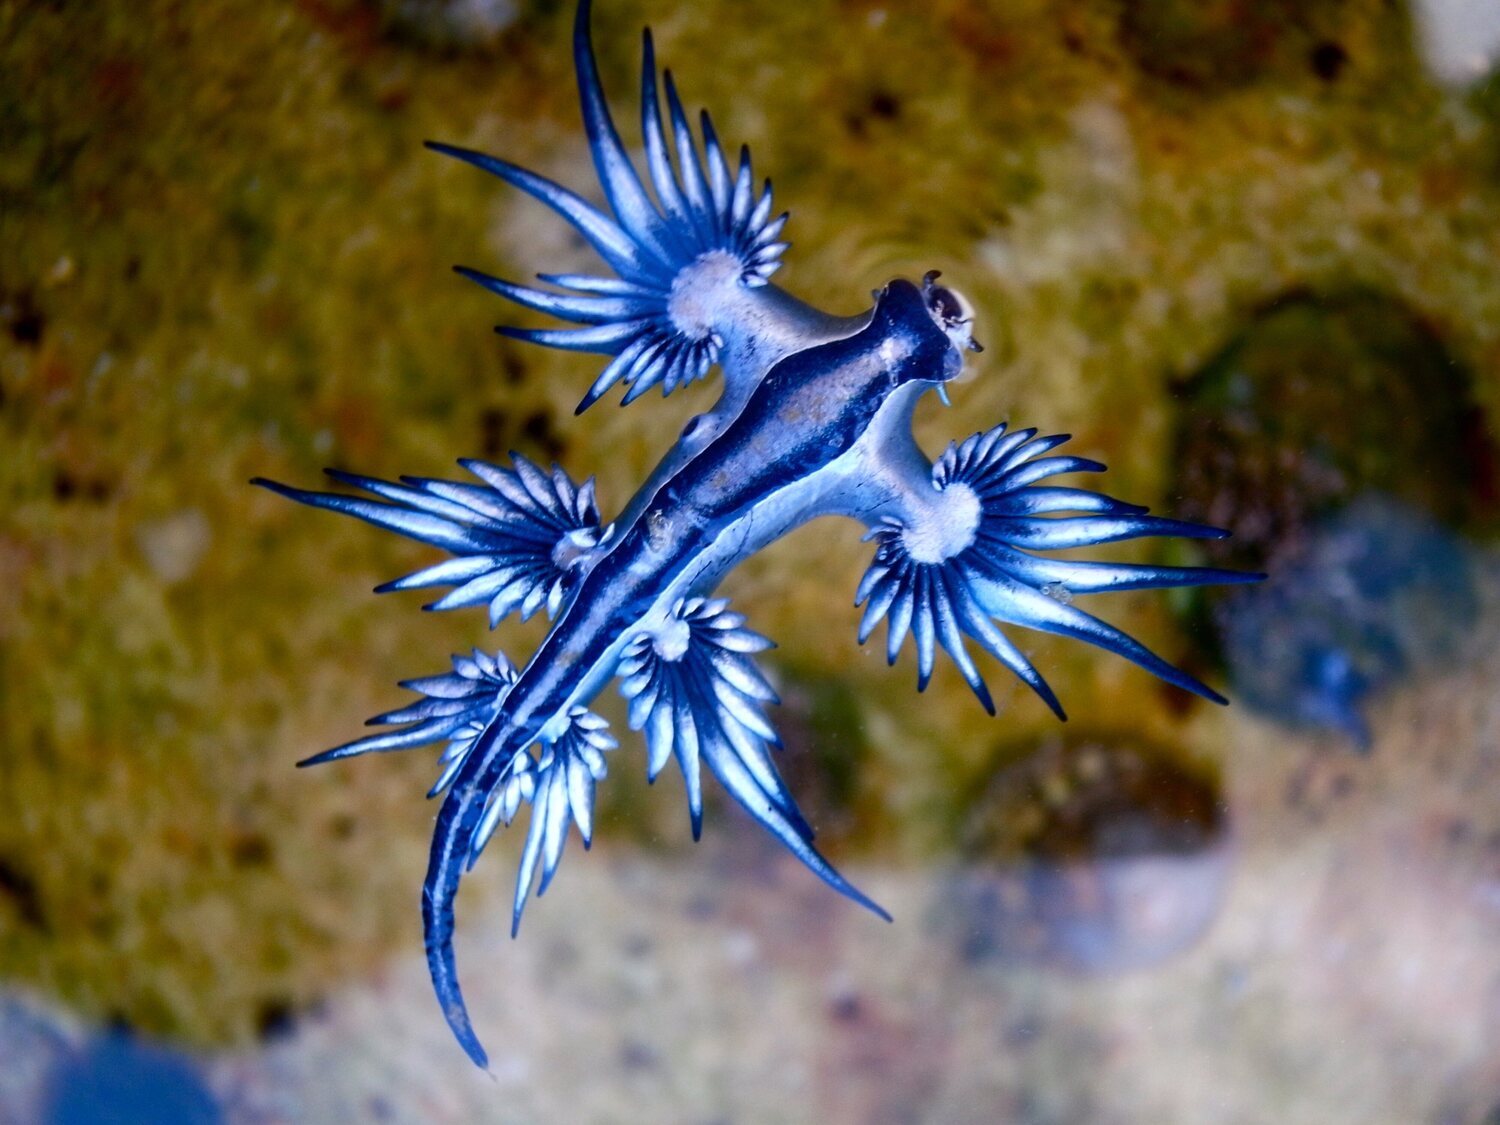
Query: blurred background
[[5, 0, 1500, 1121]]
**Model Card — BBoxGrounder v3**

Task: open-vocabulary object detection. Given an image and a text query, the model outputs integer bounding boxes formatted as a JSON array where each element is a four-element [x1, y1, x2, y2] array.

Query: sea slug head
[[864, 277, 978, 393], [921, 270, 982, 357], [871, 273, 981, 388]]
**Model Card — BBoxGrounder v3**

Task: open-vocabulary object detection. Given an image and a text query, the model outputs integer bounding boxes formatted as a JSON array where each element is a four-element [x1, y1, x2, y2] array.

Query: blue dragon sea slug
[[254, 0, 1261, 1067]]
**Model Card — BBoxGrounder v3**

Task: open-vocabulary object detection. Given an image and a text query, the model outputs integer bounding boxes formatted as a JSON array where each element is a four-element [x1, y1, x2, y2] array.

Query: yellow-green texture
[[2, 0, 1498, 1046]]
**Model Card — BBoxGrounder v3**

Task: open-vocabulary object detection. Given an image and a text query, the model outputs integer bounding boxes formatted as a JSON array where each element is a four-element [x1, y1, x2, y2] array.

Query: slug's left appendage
[[430, 0, 790, 412], [298, 648, 519, 800], [858, 425, 1264, 715], [253, 455, 607, 626], [493, 707, 617, 936]]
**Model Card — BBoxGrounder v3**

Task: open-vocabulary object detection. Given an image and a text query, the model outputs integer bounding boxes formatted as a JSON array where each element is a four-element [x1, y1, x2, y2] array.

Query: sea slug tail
[[423, 780, 492, 1069]]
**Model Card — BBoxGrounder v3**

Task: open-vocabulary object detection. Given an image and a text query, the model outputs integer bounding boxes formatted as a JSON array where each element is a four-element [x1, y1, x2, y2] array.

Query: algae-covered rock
[[1167, 289, 1495, 743], [1217, 495, 1478, 747], [947, 732, 1227, 972], [377, 0, 522, 53], [2, 0, 1500, 1053], [1172, 289, 1495, 574], [1118, 0, 1354, 93]]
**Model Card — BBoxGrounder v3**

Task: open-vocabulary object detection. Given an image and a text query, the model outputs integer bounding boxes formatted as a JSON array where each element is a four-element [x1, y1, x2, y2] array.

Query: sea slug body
[[254, 0, 1261, 1067]]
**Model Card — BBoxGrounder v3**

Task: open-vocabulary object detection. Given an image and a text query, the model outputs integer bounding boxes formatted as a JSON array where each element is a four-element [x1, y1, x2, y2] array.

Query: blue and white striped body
[[255, 0, 1262, 1068], [500, 283, 945, 744]]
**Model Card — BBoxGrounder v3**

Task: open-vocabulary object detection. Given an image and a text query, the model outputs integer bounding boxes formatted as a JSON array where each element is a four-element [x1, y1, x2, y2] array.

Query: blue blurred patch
[[42, 1028, 219, 1125], [1218, 494, 1478, 750]]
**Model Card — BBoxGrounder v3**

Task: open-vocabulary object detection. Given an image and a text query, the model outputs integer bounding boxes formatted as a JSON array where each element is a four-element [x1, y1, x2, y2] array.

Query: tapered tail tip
[[430, 927, 490, 1068], [447, 1003, 490, 1070], [430, 918, 489, 1067]]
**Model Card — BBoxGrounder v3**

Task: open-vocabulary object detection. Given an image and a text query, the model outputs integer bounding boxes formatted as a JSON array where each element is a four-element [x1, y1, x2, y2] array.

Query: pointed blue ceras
[[254, 0, 1263, 1067]]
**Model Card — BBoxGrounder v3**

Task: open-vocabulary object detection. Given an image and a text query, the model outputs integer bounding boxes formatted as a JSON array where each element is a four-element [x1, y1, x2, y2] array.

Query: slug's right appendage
[[430, 0, 790, 413], [858, 425, 1265, 715]]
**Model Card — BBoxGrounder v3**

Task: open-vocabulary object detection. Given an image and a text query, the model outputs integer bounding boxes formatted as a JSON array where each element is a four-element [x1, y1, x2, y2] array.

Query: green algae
[[770, 668, 872, 844], [2, 0, 1499, 1045]]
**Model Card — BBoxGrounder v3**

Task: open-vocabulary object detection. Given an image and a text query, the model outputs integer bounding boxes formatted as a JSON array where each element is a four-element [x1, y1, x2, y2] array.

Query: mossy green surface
[[2, 0, 1499, 1044]]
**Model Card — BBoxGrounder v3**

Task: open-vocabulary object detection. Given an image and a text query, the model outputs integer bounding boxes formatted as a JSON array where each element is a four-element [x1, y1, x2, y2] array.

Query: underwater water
[[4, 0, 1500, 1121]]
